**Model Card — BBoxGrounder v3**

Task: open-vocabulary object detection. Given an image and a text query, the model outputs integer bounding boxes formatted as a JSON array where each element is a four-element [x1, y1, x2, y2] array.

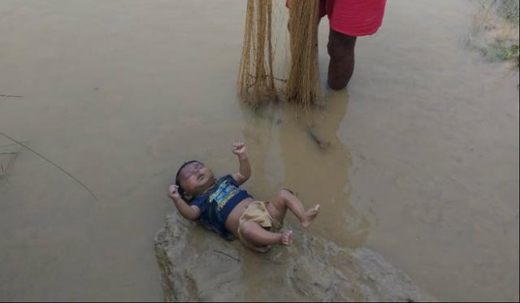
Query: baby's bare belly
[[224, 197, 254, 238]]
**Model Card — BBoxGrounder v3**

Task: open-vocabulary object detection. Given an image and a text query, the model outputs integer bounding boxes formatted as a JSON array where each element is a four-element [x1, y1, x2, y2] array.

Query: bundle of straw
[[285, 0, 322, 107], [238, 0, 278, 107], [238, 0, 321, 108]]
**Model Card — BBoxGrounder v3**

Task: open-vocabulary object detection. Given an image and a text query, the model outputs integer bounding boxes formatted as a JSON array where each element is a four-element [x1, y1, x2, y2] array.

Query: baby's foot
[[301, 204, 321, 228], [280, 230, 293, 246]]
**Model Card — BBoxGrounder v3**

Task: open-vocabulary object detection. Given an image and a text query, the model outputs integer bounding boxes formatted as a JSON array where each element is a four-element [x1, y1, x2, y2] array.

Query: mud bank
[[154, 213, 434, 301]]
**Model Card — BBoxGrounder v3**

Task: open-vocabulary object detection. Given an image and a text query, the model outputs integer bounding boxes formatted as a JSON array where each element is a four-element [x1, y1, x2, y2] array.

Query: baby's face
[[178, 162, 215, 197]]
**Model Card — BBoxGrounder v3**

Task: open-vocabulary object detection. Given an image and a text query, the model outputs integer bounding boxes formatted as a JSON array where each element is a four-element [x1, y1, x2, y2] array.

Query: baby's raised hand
[[232, 142, 247, 157], [168, 184, 181, 201]]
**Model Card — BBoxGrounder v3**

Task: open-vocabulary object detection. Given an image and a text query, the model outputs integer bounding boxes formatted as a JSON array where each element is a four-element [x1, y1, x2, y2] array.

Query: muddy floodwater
[[0, 0, 518, 301]]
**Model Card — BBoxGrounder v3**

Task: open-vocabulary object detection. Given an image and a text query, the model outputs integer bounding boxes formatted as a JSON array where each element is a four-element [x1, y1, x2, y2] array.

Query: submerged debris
[[306, 126, 331, 150], [0, 151, 18, 186], [0, 94, 23, 98]]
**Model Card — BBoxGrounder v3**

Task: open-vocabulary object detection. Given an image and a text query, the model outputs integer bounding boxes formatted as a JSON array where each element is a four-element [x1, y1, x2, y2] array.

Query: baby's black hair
[[174, 160, 201, 198]]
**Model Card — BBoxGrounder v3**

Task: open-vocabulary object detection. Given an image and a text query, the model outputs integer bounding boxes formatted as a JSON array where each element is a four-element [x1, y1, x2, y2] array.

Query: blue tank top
[[190, 175, 252, 240]]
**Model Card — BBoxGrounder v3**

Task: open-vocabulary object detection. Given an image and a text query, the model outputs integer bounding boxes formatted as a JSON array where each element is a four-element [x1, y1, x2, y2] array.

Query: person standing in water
[[289, 0, 387, 90]]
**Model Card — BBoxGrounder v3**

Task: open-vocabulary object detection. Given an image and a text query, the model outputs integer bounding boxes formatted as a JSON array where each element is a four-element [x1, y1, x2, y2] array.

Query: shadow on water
[[240, 90, 370, 249]]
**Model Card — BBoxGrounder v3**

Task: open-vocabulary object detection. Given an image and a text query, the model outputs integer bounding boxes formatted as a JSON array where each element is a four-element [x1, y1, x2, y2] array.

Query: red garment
[[287, 0, 387, 37]]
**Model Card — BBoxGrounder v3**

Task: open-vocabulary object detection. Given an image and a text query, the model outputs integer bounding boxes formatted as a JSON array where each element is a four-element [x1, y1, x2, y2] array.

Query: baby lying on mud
[[168, 142, 320, 252]]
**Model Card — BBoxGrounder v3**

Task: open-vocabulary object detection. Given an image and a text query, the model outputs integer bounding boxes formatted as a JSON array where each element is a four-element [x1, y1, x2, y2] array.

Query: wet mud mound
[[155, 213, 434, 302]]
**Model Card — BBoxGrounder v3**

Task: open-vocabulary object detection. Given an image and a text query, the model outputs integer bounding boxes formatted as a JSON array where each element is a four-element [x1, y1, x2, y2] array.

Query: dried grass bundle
[[286, 0, 322, 107], [238, 0, 278, 107], [238, 0, 321, 108]]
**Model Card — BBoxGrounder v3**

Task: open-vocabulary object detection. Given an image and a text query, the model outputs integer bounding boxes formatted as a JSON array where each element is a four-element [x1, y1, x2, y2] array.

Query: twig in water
[[290, 276, 310, 296], [213, 250, 241, 262], [306, 126, 331, 150], [0, 142, 29, 149], [0, 152, 18, 183], [0, 94, 23, 98], [0, 131, 98, 201]]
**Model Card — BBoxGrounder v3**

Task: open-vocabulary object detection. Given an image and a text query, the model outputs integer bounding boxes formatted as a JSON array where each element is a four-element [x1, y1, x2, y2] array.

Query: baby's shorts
[[237, 201, 283, 253]]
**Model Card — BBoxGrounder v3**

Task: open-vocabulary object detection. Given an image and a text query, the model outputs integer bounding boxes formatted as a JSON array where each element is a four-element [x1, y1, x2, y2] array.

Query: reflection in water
[[238, 94, 371, 300], [241, 91, 369, 248]]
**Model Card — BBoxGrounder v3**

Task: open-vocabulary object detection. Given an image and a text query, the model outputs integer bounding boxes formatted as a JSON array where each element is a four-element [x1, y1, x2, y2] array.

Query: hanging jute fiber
[[285, 0, 322, 107], [238, 0, 321, 108], [237, 0, 278, 107]]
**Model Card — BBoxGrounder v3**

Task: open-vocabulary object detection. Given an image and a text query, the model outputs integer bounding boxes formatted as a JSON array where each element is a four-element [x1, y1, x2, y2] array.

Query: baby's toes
[[281, 230, 293, 246]]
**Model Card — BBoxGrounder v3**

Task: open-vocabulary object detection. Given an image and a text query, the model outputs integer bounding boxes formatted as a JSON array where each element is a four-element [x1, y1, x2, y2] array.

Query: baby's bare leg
[[239, 221, 293, 246], [267, 189, 320, 228]]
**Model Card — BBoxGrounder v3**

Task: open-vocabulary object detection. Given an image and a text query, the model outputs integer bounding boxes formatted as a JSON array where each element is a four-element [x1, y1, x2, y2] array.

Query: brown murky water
[[0, 0, 518, 301]]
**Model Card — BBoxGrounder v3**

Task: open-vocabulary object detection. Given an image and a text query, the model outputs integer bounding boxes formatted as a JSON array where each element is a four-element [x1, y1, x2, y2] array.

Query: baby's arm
[[168, 185, 201, 221], [231, 142, 251, 186]]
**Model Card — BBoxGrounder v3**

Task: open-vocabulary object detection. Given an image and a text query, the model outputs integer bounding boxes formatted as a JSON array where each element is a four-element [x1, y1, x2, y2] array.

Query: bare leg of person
[[327, 28, 357, 90], [267, 189, 320, 228], [239, 221, 293, 246]]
